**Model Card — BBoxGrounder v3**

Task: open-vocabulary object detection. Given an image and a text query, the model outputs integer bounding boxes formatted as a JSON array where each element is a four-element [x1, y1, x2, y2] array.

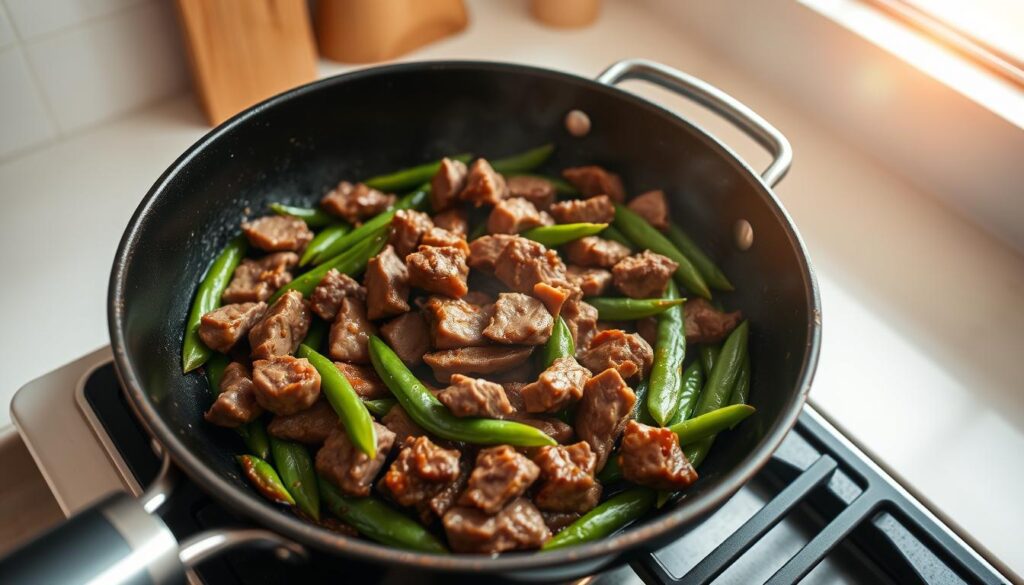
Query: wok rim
[[108, 60, 822, 573]]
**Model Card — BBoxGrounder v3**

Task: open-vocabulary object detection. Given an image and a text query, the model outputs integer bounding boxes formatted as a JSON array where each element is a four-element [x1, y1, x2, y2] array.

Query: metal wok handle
[[597, 58, 793, 187]]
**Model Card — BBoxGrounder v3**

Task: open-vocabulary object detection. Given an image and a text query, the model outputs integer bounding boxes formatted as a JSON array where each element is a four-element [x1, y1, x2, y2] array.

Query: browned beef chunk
[[388, 210, 434, 258], [204, 362, 263, 428], [316, 421, 395, 497], [422, 296, 492, 349], [574, 368, 636, 471], [532, 442, 601, 513], [510, 415, 575, 444], [684, 298, 743, 344], [580, 329, 653, 380], [437, 374, 514, 418], [430, 157, 468, 212], [627, 190, 669, 230], [467, 234, 516, 272], [222, 252, 298, 303], [199, 302, 267, 353], [564, 236, 631, 268], [636, 316, 658, 347], [459, 445, 540, 513], [521, 357, 590, 413], [502, 381, 528, 412], [493, 237, 569, 294], [619, 420, 698, 490], [444, 497, 550, 553], [249, 290, 311, 359], [549, 194, 615, 224], [251, 355, 321, 415], [423, 346, 534, 382], [364, 245, 410, 320], [328, 297, 375, 363], [381, 404, 427, 444], [321, 181, 395, 224], [507, 175, 556, 210], [460, 158, 507, 207], [484, 292, 553, 345], [562, 166, 625, 202], [267, 398, 336, 445], [566, 265, 612, 297], [382, 436, 462, 510], [542, 511, 580, 534], [428, 458, 470, 521], [461, 290, 495, 306], [379, 311, 430, 366], [612, 250, 678, 298], [419, 226, 470, 255], [309, 268, 365, 321], [487, 197, 544, 234], [532, 282, 570, 317], [241, 216, 313, 252], [561, 296, 599, 351], [538, 210, 556, 226], [431, 208, 468, 237], [406, 246, 469, 298], [334, 362, 389, 399]]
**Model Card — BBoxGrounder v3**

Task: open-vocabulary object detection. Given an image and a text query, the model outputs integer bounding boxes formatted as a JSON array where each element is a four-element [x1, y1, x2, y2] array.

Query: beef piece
[[437, 374, 514, 418], [241, 216, 314, 252], [487, 197, 544, 234], [493, 237, 569, 294], [532, 282, 570, 317], [484, 292, 553, 345], [251, 355, 321, 415], [636, 316, 658, 347], [612, 250, 678, 298], [222, 252, 299, 303], [467, 234, 516, 272], [204, 362, 263, 427], [335, 362, 389, 399], [406, 246, 469, 298], [580, 329, 654, 380], [316, 421, 395, 497], [510, 415, 575, 444], [267, 399, 336, 445], [199, 302, 267, 353], [542, 511, 580, 534], [574, 368, 636, 471], [328, 297, 375, 363], [423, 346, 534, 382], [381, 404, 427, 444], [459, 445, 540, 513], [388, 209, 434, 258], [507, 175, 556, 210], [461, 290, 494, 306], [431, 208, 468, 237], [364, 245, 410, 320], [538, 210, 556, 226], [443, 497, 550, 553], [430, 157, 468, 212], [549, 194, 615, 224], [422, 296, 492, 349], [627, 190, 669, 230], [460, 158, 507, 207], [521, 357, 590, 413], [562, 166, 625, 202], [420, 226, 470, 255], [427, 458, 470, 521], [684, 298, 743, 344], [379, 311, 430, 366], [382, 436, 462, 509], [562, 296, 599, 351], [564, 236, 631, 268], [309, 269, 365, 321], [502, 381, 528, 412], [566, 266, 612, 297], [619, 420, 698, 490], [248, 290, 311, 359], [532, 442, 601, 513], [321, 181, 395, 224]]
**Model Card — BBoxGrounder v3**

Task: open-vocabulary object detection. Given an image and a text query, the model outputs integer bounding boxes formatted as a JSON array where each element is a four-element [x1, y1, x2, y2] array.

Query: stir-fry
[[183, 144, 753, 554]]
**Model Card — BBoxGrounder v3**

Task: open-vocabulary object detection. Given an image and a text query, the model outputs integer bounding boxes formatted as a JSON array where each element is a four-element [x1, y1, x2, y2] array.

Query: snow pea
[[522, 222, 607, 247], [270, 228, 387, 302], [665, 222, 733, 291], [269, 203, 336, 227], [587, 297, 685, 321], [297, 344, 377, 457], [647, 281, 686, 426], [182, 236, 247, 372], [364, 154, 472, 193], [312, 184, 429, 265], [300, 223, 350, 267], [269, 438, 320, 521], [539, 316, 575, 369], [542, 488, 655, 550], [490, 144, 554, 174], [237, 455, 295, 506]]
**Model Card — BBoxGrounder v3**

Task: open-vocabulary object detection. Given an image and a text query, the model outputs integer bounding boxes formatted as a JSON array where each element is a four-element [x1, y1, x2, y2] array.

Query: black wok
[[2, 59, 821, 584]]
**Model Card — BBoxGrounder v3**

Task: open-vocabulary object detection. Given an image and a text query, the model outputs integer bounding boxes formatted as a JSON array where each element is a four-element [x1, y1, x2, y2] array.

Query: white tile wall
[[0, 0, 188, 161]]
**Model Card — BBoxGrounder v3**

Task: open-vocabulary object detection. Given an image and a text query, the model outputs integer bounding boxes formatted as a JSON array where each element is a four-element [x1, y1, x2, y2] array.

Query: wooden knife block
[[316, 0, 468, 64]]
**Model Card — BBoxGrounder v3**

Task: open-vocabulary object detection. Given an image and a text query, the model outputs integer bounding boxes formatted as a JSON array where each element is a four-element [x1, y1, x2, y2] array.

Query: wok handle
[[596, 58, 793, 187]]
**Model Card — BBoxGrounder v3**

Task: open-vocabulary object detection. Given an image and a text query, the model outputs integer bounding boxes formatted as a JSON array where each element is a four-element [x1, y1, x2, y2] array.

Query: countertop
[[0, 0, 1020, 578]]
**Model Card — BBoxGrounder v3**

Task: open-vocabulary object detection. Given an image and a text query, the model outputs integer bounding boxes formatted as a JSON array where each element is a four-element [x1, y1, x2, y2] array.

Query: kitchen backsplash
[[0, 0, 189, 161]]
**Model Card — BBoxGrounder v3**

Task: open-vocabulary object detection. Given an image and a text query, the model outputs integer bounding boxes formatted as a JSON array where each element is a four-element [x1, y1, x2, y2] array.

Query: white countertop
[[1, 0, 1021, 578]]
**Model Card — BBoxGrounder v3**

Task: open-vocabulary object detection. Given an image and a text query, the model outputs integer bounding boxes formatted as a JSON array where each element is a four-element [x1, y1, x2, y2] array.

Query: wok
[[1, 59, 820, 584]]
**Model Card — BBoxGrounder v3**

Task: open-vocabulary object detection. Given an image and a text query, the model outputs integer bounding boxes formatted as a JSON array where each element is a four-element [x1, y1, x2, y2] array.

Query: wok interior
[[115, 63, 813, 561]]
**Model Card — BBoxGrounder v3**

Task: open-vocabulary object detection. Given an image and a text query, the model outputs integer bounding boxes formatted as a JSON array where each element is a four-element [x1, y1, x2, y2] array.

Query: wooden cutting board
[[175, 0, 318, 125]]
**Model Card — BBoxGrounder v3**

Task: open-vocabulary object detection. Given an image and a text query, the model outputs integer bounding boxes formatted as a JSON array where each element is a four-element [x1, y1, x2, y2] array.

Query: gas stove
[[10, 347, 1008, 584]]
